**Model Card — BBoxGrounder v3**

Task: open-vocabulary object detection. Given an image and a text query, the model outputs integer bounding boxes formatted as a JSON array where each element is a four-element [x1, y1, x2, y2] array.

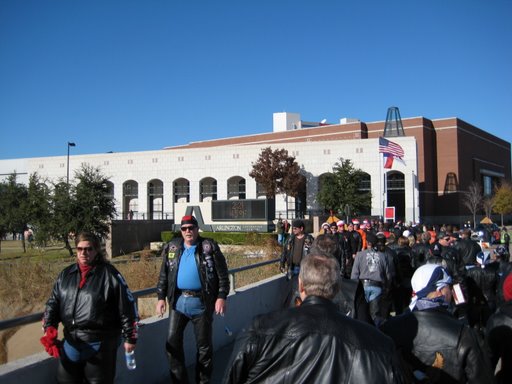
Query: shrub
[[199, 232, 277, 245], [160, 231, 176, 243]]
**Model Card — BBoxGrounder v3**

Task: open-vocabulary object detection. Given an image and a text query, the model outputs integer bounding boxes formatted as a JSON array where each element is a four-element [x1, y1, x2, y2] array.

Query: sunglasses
[[77, 246, 94, 252], [181, 226, 196, 232]]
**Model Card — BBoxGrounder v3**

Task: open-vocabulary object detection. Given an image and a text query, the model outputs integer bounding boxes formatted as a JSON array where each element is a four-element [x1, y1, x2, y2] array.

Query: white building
[[0, 112, 419, 230]]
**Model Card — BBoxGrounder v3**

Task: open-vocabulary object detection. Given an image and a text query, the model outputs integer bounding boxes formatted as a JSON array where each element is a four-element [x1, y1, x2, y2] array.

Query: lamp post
[[67, 142, 76, 185]]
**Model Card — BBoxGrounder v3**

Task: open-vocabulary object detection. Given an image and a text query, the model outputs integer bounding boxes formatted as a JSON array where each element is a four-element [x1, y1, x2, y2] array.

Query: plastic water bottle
[[125, 350, 136, 370]]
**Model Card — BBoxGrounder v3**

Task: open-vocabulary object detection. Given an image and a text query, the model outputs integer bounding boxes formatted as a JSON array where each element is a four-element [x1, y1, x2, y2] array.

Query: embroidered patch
[[203, 241, 212, 254]]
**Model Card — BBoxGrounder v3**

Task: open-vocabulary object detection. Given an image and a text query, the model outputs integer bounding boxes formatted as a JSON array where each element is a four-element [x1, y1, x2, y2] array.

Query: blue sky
[[1, 0, 511, 159]]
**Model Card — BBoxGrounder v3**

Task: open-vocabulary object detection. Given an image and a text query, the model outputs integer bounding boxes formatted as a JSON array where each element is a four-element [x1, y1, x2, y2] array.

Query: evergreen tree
[[317, 158, 371, 217]]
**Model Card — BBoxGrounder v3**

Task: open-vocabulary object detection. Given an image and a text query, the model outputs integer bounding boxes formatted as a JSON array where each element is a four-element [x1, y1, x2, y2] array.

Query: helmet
[[495, 245, 508, 257]]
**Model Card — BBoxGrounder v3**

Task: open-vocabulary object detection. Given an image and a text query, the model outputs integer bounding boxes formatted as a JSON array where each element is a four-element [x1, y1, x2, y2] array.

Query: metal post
[[66, 142, 76, 184]]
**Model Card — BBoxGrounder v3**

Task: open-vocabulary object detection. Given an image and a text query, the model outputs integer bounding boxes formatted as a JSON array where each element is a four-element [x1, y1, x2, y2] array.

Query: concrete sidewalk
[[156, 341, 235, 383]]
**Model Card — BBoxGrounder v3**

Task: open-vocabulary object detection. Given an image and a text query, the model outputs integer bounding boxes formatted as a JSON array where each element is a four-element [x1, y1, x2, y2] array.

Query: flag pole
[[380, 140, 384, 220]]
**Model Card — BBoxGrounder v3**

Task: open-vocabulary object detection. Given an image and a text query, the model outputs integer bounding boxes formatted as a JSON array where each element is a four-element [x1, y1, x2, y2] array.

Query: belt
[[360, 279, 382, 287], [181, 290, 201, 297]]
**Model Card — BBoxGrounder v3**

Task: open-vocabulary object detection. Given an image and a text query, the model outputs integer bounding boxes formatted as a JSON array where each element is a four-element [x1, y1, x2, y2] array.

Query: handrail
[[0, 259, 280, 332]]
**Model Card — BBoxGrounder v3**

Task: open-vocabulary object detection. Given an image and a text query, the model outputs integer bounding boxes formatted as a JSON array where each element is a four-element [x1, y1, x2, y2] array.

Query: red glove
[[40, 326, 61, 358]]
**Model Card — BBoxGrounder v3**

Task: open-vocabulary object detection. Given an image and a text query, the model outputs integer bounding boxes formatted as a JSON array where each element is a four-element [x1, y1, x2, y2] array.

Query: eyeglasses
[[77, 246, 94, 252], [181, 226, 196, 232], [443, 237, 451, 242]]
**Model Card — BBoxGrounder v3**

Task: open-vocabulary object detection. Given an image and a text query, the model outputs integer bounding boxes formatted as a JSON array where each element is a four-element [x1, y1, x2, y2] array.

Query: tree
[[25, 173, 53, 247], [72, 164, 116, 238], [463, 181, 483, 228], [493, 182, 512, 226], [317, 158, 371, 217], [0, 173, 29, 252], [249, 147, 302, 198], [482, 196, 494, 220], [50, 180, 76, 255], [50, 164, 117, 256]]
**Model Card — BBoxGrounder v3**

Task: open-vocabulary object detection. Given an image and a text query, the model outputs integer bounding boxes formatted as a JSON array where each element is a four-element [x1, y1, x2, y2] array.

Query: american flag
[[379, 137, 405, 169], [379, 137, 404, 157]]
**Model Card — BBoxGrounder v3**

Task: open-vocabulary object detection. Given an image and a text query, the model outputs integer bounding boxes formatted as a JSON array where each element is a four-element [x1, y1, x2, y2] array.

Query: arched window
[[123, 180, 138, 219], [256, 182, 267, 198], [358, 172, 371, 193], [386, 171, 405, 220], [173, 178, 190, 203], [148, 179, 164, 219], [200, 177, 217, 202], [105, 181, 114, 200], [227, 176, 246, 200]]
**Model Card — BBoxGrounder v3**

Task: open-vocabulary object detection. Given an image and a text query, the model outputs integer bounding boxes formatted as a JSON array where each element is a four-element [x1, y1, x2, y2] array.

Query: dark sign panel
[[211, 199, 275, 221]]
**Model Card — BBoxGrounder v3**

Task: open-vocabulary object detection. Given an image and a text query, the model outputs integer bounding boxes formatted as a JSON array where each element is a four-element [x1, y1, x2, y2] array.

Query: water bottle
[[125, 350, 136, 370]]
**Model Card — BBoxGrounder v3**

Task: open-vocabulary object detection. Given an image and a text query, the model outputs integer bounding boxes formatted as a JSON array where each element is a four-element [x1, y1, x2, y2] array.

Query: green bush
[[160, 230, 277, 246], [199, 231, 277, 245], [161, 231, 177, 243]]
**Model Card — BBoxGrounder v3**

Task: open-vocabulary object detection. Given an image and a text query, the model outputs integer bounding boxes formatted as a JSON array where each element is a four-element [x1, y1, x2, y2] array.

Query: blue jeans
[[363, 285, 382, 303], [176, 295, 205, 318]]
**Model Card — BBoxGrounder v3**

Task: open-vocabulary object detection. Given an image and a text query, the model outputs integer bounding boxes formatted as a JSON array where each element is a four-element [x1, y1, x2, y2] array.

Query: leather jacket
[[279, 233, 314, 273], [486, 301, 512, 382], [224, 295, 406, 383], [411, 241, 430, 269], [380, 306, 494, 383], [156, 236, 229, 314], [456, 238, 481, 265], [43, 262, 139, 344]]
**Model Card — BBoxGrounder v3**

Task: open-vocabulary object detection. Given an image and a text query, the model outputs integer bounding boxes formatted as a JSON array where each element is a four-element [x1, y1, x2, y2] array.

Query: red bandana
[[78, 264, 93, 289]]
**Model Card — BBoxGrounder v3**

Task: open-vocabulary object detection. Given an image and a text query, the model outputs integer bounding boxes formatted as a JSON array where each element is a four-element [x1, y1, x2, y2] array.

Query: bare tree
[[463, 182, 483, 228], [482, 196, 494, 220]]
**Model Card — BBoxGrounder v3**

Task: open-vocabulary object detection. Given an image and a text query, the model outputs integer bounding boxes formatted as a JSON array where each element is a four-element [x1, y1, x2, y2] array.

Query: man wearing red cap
[[156, 215, 229, 384], [486, 272, 512, 383]]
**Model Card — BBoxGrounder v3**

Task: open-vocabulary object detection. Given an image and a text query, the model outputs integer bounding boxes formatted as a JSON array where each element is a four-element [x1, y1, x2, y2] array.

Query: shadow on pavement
[[157, 341, 235, 383]]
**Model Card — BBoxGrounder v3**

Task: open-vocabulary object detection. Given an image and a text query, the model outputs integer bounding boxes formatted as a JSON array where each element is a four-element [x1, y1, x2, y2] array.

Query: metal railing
[[0, 259, 280, 332]]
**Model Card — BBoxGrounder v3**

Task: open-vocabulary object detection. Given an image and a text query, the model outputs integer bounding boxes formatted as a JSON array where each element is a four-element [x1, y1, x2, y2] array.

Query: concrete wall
[[0, 275, 288, 383]]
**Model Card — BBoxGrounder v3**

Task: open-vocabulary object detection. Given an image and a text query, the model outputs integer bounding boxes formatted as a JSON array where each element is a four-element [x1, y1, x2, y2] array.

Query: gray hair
[[299, 253, 340, 300]]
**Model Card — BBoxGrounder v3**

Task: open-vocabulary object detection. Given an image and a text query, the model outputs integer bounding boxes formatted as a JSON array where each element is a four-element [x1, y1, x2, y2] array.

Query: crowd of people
[[270, 217, 512, 383], [39, 216, 512, 383]]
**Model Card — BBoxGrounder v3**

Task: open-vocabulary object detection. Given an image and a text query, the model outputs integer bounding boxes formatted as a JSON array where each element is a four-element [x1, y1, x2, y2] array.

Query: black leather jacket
[[156, 236, 229, 314], [456, 238, 481, 265], [43, 262, 139, 344], [486, 301, 512, 382], [224, 296, 406, 384], [279, 233, 314, 273], [380, 306, 494, 383], [411, 241, 430, 269]]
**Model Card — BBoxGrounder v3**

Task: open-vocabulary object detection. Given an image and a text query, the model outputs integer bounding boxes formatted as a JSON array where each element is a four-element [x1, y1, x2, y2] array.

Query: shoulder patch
[[202, 240, 213, 254]]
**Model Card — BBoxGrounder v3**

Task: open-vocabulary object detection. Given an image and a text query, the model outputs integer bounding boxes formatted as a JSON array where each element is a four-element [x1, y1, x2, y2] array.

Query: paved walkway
[[156, 342, 235, 383]]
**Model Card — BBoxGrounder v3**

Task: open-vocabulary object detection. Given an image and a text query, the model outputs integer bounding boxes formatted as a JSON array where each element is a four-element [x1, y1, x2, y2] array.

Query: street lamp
[[67, 142, 76, 185]]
